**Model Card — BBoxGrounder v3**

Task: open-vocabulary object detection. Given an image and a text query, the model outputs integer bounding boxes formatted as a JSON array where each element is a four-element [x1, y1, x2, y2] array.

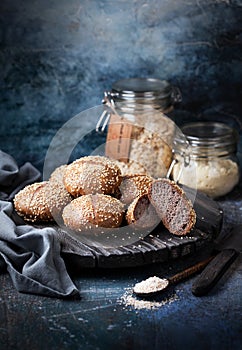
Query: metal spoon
[[133, 256, 214, 298]]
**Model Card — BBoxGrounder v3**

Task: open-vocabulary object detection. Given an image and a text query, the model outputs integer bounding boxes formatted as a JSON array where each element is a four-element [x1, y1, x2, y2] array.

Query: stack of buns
[[13, 155, 196, 236]]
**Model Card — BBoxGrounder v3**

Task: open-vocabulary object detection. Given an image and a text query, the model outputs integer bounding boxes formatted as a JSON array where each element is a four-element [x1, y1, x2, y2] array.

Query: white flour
[[119, 287, 178, 310]]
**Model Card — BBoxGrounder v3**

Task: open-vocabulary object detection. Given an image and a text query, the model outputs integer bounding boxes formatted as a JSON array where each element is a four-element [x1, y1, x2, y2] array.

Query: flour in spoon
[[133, 276, 169, 294]]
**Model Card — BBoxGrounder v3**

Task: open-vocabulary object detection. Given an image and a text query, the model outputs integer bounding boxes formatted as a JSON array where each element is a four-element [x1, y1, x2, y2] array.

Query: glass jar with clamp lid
[[96, 78, 182, 178], [171, 121, 240, 198]]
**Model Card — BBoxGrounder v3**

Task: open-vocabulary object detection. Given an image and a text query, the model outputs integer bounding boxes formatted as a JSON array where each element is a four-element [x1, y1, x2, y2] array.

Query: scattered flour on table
[[118, 287, 179, 310]]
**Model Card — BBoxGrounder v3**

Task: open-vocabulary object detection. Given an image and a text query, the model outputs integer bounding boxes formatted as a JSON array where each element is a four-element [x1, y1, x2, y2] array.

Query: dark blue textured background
[[0, 2, 242, 349], [0, 0, 242, 170]]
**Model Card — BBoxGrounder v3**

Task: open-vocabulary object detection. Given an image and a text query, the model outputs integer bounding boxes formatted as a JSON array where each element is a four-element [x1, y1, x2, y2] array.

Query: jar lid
[[181, 122, 238, 148], [111, 78, 172, 100], [174, 121, 238, 158]]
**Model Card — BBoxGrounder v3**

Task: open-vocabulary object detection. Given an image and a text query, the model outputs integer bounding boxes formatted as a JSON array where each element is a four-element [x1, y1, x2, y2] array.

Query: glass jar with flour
[[172, 122, 240, 198], [96, 78, 182, 178]]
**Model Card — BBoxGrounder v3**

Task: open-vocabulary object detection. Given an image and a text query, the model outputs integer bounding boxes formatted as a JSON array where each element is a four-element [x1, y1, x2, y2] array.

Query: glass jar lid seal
[[181, 122, 238, 149], [111, 78, 173, 101]]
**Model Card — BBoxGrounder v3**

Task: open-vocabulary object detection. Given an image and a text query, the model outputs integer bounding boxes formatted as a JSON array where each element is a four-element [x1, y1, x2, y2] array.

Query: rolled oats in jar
[[96, 78, 182, 178]]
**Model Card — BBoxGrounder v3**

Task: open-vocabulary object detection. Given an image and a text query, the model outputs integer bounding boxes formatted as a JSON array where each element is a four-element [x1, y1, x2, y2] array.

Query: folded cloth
[[0, 150, 80, 298], [0, 150, 41, 201]]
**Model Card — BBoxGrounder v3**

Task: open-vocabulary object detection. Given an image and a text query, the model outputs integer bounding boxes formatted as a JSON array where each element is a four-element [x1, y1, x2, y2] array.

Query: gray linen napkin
[[0, 150, 41, 201], [0, 150, 80, 298]]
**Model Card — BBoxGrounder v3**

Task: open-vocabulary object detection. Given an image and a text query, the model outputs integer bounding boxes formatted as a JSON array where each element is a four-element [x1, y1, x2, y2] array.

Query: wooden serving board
[[50, 189, 223, 270]]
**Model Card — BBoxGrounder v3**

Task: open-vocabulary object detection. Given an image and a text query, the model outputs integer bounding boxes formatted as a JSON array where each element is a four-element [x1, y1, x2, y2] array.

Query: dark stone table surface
[[1, 187, 242, 350], [0, 248, 241, 350]]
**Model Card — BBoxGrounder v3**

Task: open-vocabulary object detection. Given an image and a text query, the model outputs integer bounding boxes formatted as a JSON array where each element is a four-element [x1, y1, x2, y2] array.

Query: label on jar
[[105, 113, 133, 162]]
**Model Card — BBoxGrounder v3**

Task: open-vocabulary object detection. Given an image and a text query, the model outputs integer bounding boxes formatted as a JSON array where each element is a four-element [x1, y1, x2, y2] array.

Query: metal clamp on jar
[[171, 122, 240, 198], [95, 78, 182, 178]]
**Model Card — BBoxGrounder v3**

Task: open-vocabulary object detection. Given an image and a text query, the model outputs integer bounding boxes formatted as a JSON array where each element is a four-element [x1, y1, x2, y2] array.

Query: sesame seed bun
[[63, 156, 122, 197], [119, 174, 153, 205], [13, 182, 53, 222], [126, 194, 160, 229], [13, 165, 73, 223], [45, 165, 73, 220], [62, 194, 125, 231], [114, 159, 150, 176]]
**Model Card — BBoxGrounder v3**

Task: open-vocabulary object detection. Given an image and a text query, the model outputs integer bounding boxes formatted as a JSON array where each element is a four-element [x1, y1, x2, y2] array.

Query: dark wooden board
[[50, 189, 223, 270]]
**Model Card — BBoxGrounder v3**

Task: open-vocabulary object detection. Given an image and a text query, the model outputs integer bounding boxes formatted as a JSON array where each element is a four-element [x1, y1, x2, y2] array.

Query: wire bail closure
[[171, 86, 182, 104], [166, 147, 190, 183], [95, 91, 118, 133]]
